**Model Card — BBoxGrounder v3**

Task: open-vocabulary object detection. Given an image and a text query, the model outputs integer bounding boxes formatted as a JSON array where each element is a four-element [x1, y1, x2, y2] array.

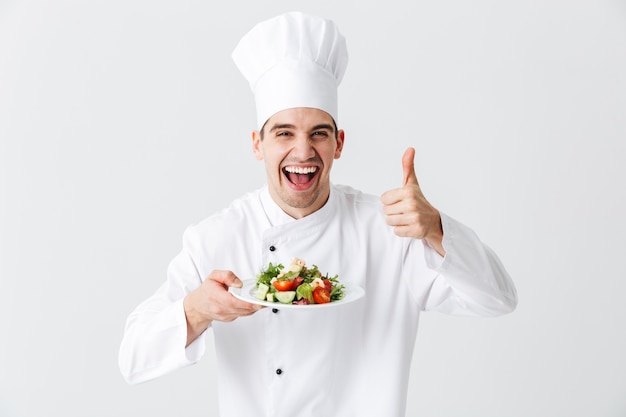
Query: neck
[[269, 185, 331, 220]]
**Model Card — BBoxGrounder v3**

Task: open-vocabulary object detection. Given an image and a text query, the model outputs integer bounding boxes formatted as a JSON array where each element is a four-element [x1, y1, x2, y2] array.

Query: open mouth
[[282, 166, 319, 189]]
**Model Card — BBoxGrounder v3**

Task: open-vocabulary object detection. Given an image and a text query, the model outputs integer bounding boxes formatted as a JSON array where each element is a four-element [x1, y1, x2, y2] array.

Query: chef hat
[[232, 11, 348, 129]]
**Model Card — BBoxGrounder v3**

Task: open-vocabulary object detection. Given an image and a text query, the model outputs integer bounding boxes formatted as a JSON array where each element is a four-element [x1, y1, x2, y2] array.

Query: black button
[[269, 245, 276, 252], [276, 369, 282, 375], [272, 308, 279, 313]]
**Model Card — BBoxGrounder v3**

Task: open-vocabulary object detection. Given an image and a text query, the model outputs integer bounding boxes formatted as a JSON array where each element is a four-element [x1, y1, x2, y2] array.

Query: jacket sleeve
[[421, 212, 518, 316], [118, 227, 208, 384]]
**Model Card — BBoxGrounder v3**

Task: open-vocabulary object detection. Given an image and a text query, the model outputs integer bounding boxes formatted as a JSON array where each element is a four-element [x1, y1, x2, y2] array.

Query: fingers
[[185, 269, 264, 344], [380, 147, 422, 205], [402, 147, 419, 187], [380, 147, 442, 243], [209, 269, 244, 288], [382, 197, 420, 219], [206, 273, 260, 311], [193, 271, 262, 322], [211, 289, 262, 322], [381, 187, 416, 208]]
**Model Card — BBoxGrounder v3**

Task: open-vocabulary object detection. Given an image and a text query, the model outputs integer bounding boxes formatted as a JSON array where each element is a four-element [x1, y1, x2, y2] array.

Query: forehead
[[265, 107, 335, 130]]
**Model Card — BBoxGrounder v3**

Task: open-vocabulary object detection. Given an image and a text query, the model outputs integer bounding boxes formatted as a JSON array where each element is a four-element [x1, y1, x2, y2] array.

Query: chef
[[119, 11, 518, 417]]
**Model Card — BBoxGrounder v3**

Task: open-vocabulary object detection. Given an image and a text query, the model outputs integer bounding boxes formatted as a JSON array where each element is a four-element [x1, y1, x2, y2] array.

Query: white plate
[[230, 279, 365, 309]]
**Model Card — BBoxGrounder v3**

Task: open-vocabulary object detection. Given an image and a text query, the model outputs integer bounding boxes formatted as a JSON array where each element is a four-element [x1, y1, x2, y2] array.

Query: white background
[[1, 0, 625, 416]]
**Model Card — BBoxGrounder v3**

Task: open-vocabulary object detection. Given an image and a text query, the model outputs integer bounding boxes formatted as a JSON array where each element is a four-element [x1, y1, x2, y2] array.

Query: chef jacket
[[119, 183, 517, 417]]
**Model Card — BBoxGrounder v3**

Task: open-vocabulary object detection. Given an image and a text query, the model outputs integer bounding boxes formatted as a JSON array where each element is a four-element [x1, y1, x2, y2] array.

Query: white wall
[[1, 1, 625, 416]]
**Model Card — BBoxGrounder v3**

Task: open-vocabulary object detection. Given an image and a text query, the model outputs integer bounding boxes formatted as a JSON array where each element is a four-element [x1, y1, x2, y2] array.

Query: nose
[[290, 134, 316, 161]]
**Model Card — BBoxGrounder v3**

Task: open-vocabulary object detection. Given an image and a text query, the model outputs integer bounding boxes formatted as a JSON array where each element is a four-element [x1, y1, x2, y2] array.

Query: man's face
[[252, 107, 345, 219]]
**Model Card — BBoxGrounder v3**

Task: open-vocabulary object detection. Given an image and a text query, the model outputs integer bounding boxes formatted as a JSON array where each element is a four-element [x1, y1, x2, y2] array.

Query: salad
[[255, 257, 345, 305]]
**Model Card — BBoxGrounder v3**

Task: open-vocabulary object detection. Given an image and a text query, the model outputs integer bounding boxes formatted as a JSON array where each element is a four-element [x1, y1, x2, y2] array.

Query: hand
[[183, 270, 262, 346], [380, 147, 445, 256]]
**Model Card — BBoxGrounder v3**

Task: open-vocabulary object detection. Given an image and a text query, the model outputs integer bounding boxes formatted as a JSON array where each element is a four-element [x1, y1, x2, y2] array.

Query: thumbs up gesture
[[381, 147, 445, 256]]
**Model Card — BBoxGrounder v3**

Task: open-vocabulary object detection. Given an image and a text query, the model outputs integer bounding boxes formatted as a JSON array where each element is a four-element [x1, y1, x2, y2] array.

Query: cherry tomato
[[313, 286, 331, 304], [273, 280, 294, 291], [322, 279, 333, 292]]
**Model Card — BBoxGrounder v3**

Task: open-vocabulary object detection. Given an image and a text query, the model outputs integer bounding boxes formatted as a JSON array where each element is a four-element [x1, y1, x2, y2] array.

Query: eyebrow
[[311, 123, 335, 133], [268, 123, 335, 133], [269, 123, 296, 132]]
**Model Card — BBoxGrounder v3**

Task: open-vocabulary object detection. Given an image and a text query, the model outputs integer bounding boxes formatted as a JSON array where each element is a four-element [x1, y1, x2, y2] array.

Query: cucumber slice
[[275, 291, 296, 304], [266, 293, 275, 302], [255, 283, 270, 300]]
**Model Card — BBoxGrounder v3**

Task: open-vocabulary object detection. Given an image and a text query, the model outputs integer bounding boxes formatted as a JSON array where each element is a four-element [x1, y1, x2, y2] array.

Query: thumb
[[210, 270, 243, 288], [402, 147, 419, 186]]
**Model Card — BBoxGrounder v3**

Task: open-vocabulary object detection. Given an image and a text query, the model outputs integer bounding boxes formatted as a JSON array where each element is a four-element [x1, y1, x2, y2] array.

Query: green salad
[[255, 258, 345, 305]]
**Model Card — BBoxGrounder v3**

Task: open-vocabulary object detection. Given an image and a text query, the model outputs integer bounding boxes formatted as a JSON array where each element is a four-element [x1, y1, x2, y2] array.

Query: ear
[[334, 129, 345, 159], [252, 130, 263, 160]]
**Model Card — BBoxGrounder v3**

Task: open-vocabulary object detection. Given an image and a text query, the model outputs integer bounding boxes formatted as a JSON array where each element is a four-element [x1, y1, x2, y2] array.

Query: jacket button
[[272, 308, 279, 314], [269, 245, 276, 252], [276, 369, 282, 375]]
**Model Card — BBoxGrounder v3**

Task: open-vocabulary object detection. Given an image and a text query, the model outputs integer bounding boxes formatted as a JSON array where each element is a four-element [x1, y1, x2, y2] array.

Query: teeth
[[284, 166, 317, 174]]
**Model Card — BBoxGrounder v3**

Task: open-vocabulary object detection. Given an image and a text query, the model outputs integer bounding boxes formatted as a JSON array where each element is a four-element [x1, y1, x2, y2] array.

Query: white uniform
[[119, 184, 517, 417]]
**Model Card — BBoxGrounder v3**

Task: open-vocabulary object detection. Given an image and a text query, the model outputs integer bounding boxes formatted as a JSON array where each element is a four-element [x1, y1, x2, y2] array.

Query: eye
[[311, 131, 329, 138]]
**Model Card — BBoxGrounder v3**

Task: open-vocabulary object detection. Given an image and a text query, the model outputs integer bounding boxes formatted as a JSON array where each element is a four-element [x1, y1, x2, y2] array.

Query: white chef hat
[[232, 11, 348, 130]]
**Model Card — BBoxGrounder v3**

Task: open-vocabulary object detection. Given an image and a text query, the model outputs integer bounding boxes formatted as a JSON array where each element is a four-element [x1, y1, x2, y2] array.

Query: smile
[[282, 165, 319, 187]]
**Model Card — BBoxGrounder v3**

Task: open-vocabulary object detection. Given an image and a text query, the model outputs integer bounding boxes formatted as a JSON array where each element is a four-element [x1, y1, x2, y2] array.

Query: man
[[119, 11, 517, 417]]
